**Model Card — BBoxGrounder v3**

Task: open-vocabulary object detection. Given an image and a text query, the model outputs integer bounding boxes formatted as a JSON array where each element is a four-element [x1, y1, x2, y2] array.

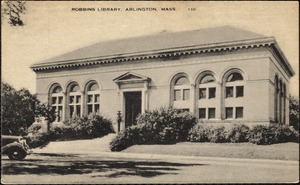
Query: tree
[[1, 82, 56, 136], [289, 95, 299, 130], [2, 1, 26, 26]]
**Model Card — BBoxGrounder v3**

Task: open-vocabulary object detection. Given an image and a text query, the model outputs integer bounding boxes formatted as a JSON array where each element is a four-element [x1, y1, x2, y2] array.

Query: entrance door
[[124, 91, 142, 127]]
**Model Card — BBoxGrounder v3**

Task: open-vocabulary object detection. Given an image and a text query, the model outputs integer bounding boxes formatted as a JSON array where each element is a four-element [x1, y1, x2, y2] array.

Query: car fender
[[1, 142, 25, 154]]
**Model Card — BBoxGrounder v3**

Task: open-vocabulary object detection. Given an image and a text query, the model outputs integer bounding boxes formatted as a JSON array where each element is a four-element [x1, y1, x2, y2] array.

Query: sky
[[2, 1, 299, 97]]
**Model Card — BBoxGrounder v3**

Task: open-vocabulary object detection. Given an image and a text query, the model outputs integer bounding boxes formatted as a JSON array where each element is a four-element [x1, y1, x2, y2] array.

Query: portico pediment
[[113, 72, 150, 84]]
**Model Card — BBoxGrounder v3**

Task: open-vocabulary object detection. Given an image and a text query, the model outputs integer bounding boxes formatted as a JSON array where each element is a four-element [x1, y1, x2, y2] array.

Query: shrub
[[27, 113, 113, 148], [110, 125, 141, 151], [188, 124, 212, 142], [208, 126, 229, 143], [136, 107, 197, 142], [26, 132, 51, 148], [226, 124, 250, 143], [110, 107, 197, 151], [248, 124, 299, 145]]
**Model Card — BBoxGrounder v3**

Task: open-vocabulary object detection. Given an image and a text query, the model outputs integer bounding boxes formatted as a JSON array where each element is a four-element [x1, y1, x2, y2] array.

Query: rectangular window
[[226, 87, 234, 98], [199, 108, 206, 119], [183, 89, 190, 100], [76, 105, 81, 116], [208, 108, 216, 119], [236, 107, 244, 118], [174, 90, 181, 101], [95, 104, 100, 113], [88, 105, 93, 114], [199, 88, 206, 99], [209, 88, 216, 99], [70, 96, 74, 104], [58, 106, 63, 122], [236, 86, 244, 97], [95, 94, 100, 102], [69, 106, 74, 117], [88, 95, 93, 103], [52, 97, 57, 104], [226, 107, 233, 119], [76, 96, 81, 104], [58, 97, 63, 104]]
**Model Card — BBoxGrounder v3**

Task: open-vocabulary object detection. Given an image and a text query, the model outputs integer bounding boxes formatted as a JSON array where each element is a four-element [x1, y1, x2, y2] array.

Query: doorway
[[124, 91, 142, 127]]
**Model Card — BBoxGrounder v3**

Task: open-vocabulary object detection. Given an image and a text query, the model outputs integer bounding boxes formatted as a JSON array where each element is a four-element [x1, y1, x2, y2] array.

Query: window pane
[[71, 85, 80, 92], [58, 97, 63, 104], [76, 96, 81, 104], [174, 90, 181, 101], [199, 108, 206, 119], [199, 88, 206, 99], [89, 83, 99, 91], [183, 89, 190, 100], [69, 96, 74, 104], [88, 105, 93, 114], [58, 106, 63, 122], [53, 86, 62, 93], [209, 88, 216, 99], [95, 94, 100, 103], [175, 77, 189, 86], [208, 108, 216, 119], [95, 104, 100, 113], [88, 95, 93, 103], [69, 106, 74, 117], [200, 75, 215, 84], [226, 87, 234, 98], [227, 73, 243, 82], [52, 97, 57, 104], [236, 86, 244, 97], [76, 105, 81, 116], [236, 107, 243, 118], [226, 107, 233, 119]]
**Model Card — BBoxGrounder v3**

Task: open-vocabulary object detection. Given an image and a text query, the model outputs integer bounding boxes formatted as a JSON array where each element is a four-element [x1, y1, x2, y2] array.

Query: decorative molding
[[36, 51, 270, 79]]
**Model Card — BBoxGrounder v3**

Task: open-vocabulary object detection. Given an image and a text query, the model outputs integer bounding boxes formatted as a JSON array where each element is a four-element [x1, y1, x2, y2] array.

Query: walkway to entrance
[[32, 133, 117, 153]]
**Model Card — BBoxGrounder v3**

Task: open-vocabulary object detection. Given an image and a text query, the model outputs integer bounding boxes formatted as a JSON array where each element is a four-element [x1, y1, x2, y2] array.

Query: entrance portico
[[113, 72, 150, 131]]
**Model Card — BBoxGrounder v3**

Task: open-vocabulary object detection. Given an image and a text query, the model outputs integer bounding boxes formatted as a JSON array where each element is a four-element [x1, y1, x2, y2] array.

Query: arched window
[[68, 83, 81, 118], [274, 75, 278, 122], [86, 83, 100, 114], [198, 74, 217, 119], [283, 84, 286, 124], [279, 80, 282, 123], [174, 77, 190, 101], [171, 75, 191, 112], [50, 84, 64, 122], [224, 71, 245, 119], [225, 73, 244, 98]]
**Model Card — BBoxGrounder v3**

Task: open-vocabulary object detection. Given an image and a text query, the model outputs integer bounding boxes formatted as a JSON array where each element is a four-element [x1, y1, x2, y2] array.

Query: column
[[217, 82, 222, 119], [190, 83, 196, 114]]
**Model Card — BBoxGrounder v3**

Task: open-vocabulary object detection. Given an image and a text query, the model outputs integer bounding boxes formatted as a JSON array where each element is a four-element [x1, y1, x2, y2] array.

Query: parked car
[[1, 135, 30, 160]]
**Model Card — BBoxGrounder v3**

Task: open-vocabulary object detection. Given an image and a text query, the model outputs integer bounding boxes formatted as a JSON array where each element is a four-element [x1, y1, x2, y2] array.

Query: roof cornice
[[31, 37, 276, 72]]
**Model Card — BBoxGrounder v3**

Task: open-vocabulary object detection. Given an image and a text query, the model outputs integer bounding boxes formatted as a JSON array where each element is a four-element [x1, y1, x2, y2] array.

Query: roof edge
[[31, 37, 275, 71]]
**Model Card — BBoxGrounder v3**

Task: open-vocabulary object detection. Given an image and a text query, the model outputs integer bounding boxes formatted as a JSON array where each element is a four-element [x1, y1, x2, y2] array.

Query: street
[[1, 152, 299, 184]]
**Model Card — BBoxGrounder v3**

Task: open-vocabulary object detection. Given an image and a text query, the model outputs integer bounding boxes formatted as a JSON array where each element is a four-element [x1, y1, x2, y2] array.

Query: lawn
[[123, 142, 299, 161]]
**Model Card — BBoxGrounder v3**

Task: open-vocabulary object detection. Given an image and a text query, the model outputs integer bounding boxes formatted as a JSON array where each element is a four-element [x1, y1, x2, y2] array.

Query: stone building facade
[[31, 26, 295, 131]]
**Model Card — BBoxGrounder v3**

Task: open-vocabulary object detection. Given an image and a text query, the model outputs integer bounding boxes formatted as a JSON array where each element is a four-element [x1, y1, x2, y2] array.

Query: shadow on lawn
[[2, 153, 207, 178]]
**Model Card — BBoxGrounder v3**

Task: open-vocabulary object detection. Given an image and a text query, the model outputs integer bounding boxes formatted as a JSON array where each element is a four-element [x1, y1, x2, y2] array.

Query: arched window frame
[[170, 73, 191, 111], [197, 72, 217, 120], [274, 75, 279, 122], [222, 69, 246, 120], [85, 81, 100, 115], [49, 83, 64, 122], [67, 82, 82, 118]]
